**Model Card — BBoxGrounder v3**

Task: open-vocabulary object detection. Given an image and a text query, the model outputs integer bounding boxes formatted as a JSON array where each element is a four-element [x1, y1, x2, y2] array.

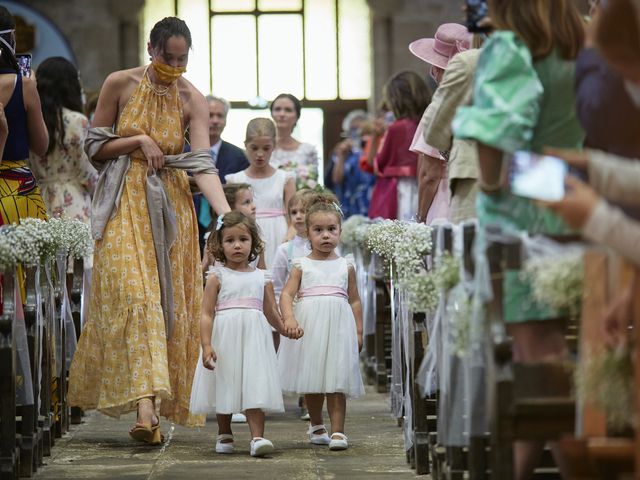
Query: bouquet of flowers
[[394, 222, 432, 280], [524, 252, 584, 317], [434, 252, 461, 292], [404, 270, 439, 313], [575, 346, 634, 430], [11, 217, 55, 265], [341, 215, 370, 248], [0, 226, 18, 270]]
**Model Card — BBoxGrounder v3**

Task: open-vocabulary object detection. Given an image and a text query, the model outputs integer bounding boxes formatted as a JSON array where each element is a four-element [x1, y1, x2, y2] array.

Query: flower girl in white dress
[[190, 212, 302, 457], [279, 194, 364, 451], [226, 118, 296, 268]]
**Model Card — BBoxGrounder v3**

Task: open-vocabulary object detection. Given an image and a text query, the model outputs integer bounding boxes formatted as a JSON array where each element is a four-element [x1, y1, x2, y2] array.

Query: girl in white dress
[[279, 195, 365, 451], [190, 211, 301, 457], [202, 182, 266, 274], [226, 118, 296, 268]]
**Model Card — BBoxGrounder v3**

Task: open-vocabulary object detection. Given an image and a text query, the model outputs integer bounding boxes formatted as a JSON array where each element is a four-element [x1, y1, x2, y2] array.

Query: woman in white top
[[270, 93, 319, 190]]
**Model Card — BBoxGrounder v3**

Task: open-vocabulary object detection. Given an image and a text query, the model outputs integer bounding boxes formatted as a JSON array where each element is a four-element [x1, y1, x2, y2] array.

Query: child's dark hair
[[208, 183, 252, 224], [287, 188, 315, 213], [206, 211, 264, 263], [223, 182, 252, 207], [304, 190, 342, 229]]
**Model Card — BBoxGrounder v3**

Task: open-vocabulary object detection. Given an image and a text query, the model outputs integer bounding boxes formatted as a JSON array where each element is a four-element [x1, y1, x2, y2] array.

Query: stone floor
[[34, 387, 424, 479]]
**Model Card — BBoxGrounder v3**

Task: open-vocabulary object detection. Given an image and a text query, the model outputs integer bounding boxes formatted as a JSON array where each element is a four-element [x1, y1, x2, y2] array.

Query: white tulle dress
[[278, 255, 364, 398], [189, 266, 284, 415], [225, 169, 292, 268]]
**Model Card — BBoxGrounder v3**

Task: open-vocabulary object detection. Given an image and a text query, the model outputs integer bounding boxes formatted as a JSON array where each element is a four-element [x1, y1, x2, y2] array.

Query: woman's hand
[[139, 134, 165, 170], [202, 344, 217, 370], [541, 175, 600, 230], [357, 332, 363, 352], [603, 283, 633, 349]]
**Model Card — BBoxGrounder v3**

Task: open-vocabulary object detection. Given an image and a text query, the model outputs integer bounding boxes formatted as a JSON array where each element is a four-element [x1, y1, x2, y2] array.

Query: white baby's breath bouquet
[[11, 217, 54, 264], [575, 346, 635, 430], [64, 218, 93, 259], [404, 270, 439, 313], [394, 222, 432, 281], [524, 252, 584, 317], [365, 220, 406, 261], [0, 226, 18, 270], [341, 215, 369, 249], [434, 252, 461, 292]]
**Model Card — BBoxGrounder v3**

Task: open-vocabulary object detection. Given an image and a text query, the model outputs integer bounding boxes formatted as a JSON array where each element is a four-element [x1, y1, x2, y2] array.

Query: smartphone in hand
[[466, 0, 490, 33], [16, 54, 32, 78], [508, 151, 568, 202]]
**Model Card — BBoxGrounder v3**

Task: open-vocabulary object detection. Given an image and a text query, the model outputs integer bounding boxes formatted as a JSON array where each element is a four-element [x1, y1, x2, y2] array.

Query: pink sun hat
[[409, 23, 472, 70]]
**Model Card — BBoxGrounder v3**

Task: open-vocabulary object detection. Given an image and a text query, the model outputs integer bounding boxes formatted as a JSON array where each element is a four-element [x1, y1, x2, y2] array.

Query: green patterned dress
[[453, 32, 584, 322]]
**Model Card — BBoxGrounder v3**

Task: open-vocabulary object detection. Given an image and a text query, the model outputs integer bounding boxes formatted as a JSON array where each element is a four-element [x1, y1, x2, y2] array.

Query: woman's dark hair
[[0, 6, 18, 73], [206, 211, 264, 263], [270, 93, 302, 119], [36, 57, 83, 155], [382, 71, 431, 121], [150, 17, 192, 52]]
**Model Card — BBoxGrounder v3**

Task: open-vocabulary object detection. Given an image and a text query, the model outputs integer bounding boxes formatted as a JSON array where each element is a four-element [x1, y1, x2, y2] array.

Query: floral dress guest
[[270, 93, 319, 190], [30, 57, 97, 224]]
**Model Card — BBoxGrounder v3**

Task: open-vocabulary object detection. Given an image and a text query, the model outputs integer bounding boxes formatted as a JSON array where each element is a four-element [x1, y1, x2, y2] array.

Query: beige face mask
[[151, 59, 186, 84]]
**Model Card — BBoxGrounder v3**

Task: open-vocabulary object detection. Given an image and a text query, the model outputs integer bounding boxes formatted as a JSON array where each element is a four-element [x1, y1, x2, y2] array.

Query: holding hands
[[202, 344, 217, 370], [282, 315, 304, 340]]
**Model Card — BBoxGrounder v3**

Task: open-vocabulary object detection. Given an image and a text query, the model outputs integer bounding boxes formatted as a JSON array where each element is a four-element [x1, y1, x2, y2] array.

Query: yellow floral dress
[[68, 71, 205, 426]]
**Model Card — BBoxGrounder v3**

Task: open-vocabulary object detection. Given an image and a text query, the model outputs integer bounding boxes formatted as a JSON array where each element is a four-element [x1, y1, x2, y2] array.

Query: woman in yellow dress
[[68, 17, 230, 442]]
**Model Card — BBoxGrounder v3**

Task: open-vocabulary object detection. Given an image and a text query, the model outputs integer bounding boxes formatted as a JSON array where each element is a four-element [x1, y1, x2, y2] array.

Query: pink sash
[[216, 297, 263, 311], [298, 286, 348, 299], [256, 208, 285, 219]]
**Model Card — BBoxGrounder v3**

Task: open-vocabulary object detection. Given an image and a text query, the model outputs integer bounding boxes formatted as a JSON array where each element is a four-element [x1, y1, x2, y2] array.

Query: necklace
[[144, 67, 171, 96]]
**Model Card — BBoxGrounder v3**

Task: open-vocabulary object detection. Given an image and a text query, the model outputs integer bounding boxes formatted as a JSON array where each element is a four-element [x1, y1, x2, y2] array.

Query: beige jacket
[[582, 150, 640, 265]]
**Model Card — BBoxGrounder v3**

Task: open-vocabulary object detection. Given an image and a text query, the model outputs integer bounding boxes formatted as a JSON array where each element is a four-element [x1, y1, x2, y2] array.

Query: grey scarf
[[85, 127, 218, 338]]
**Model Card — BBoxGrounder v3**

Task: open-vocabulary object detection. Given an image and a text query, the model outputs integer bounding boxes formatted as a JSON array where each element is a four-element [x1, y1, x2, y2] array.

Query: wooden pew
[[486, 235, 575, 480], [17, 264, 40, 477], [69, 258, 83, 425], [39, 263, 54, 456], [559, 252, 638, 480], [372, 254, 392, 393], [0, 267, 19, 479]]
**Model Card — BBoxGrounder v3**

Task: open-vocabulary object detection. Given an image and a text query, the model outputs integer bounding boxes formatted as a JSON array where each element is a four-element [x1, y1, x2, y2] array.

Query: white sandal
[[250, 437, 274, 457], [215, 433, 234, 454], [308, 424, 331, 445], [329, 432, 348, 451]]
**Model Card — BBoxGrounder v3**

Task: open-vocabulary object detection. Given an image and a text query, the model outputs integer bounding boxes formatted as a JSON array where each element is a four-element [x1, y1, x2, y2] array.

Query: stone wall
[[17, 0, 144, 92]]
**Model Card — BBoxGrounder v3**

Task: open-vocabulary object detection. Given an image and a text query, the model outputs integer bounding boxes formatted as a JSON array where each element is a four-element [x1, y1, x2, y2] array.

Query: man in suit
[[195, 96, 249, 250], [206, 95, 249, 183]]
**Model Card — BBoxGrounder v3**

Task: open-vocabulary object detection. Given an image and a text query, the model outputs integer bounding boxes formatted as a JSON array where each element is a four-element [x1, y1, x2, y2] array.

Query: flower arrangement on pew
[[576, 345, 634, 430], [524, 252, 584, 318], [434, 252, 460, 292], [0, 217, 93, 267], [340, 215, 371, 250]]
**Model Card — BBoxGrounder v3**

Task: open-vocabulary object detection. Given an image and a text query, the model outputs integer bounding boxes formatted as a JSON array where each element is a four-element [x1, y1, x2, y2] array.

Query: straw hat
[[409, 23, 472, 70]]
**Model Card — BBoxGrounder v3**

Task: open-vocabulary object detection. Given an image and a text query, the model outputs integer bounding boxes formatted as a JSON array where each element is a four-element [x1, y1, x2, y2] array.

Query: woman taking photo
[[454, 1, 585, 478], [68, 16, 230, 444], [0, 5, 48, 226]]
